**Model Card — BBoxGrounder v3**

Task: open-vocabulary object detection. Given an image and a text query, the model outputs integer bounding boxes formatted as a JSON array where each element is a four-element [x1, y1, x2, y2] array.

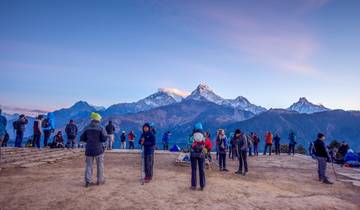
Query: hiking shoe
[[85, 182, 90, 188], [235, 171, 242, 174], [200, 187, 204, 191], [223, 168, 229, 172], [97, 180, 106, 186], [323, 180, 333, 184], [243, 171, 247, 176], [191, 186, 196, 190]]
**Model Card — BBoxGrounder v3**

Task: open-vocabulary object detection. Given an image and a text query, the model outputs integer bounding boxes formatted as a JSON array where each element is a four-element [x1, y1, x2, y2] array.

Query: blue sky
[[0, 0, 359, 111]]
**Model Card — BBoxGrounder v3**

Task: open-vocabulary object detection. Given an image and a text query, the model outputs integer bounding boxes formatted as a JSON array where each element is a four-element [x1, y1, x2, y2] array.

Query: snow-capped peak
[[186, 84, 224, 105], [288, 97, 330, 114]]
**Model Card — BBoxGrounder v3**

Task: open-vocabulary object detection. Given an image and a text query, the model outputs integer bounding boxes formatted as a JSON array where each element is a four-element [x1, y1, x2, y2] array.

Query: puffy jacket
[[237, 134, 248, 151], [80, 120, 108, 156], [43, 113, 55, 131], [139, 131, 156, 155], [289, 132, 296, 145], [265, 133, 273, 144], [65, 123, 78, 138], [0, 114, 7, 137], [216, 136, 228, 154], [16, 117, 28, 132], [205, 137, 212, 152], [162, 133, 170, 144], [313, 139, 329, 158], [105, 123, 115, 134], [33, 119, 42, 135]]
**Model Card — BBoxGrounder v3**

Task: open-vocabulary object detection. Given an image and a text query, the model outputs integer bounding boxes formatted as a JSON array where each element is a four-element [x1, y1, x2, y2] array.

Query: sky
[[0, 0, 359, 112]]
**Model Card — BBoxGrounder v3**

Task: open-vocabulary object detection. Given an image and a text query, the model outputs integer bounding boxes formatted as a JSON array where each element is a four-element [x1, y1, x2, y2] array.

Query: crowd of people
[[1, 109, 356, 189]]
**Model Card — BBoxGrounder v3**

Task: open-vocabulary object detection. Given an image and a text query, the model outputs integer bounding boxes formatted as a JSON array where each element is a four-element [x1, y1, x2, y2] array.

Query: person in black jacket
[[313, 133, 333, 184], [65, 120, 78, 149], [139, 123, 156, 183], [105, 121, 115, 150], [14, 114, 28, 147], [80, 112, 108, 187]]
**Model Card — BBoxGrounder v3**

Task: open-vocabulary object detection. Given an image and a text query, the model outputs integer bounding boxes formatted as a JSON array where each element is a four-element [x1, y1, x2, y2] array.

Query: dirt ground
[[0, 151, 359, 210]]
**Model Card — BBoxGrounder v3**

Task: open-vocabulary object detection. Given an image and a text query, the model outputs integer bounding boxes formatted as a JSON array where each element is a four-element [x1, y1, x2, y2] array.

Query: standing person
[[288, 131, 297, 155], [274, 134, 281, 155], [139, 123, 156, 183], [120, 131, 126, 149], [65, 120, 78, 149], [0, 109, 7, 147], [252, 132, 260, 156], [189, 123, 206, 190], [32, 115, 43, 148], [235, 129, 249, 175], [128, 130, 136, 149], [105, 121, 115, 150], [14, 114, 28, 147], [230, 133, 238, 160], [216, 129, 228, 172], [263, 131, 273, 156], [162, 131, 170, 150], [204, 131, 213, 162], [42, 112, 55, 147], [248, 132, 253, 157], [81, 112, 108, 187], [313, 133, 333, 184]]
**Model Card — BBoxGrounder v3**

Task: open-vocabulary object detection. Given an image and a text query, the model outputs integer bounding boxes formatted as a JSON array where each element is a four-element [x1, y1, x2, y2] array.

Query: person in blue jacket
[[288, 131, 297, 155], [42, 112, 55, 147], [0, 109, 7, 147], [139, 123, 156, 183], [162, 131, 170, 150]]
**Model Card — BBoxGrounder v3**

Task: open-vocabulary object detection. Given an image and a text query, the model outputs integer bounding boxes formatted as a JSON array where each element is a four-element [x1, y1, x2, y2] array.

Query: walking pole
[[140, 145, 144, 185]]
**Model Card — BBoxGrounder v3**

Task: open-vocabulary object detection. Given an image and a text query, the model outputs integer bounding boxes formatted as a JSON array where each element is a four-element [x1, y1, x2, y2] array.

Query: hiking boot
[[235, 170, 242, 174], [243, 171, 247, 176], [323, 179, 333, 185], [97, 180, 106, 186], [85, 182, 90, 188], [223, 168, 229, 172], [200, 187, 204, 191], [191, 186, 196, 190]]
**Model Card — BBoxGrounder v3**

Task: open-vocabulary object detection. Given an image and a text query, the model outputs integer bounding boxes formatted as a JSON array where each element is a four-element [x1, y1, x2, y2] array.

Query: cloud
[[158, 88, 190, 97]]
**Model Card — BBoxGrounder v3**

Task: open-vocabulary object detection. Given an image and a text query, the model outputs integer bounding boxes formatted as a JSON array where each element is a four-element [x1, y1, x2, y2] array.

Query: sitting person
[[50, 131, 65, 148]]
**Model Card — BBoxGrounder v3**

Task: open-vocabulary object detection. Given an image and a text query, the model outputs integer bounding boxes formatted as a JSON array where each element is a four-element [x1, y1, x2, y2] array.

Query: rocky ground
[[0, 148, 359, 210]]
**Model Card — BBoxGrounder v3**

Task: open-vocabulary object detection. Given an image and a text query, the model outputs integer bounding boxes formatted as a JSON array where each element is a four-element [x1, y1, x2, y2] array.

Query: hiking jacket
[[205, 137, 212, 152], [105, 123, 115, 134], [16, 117, 28, 132], [0, 114, 7, 137], [265, 133, 273, 144], [289, 133, 296, 145], [80, 120, 108, 156], [216, 136, 228, 154], [65, 123, 78, 138], [139, 131, 156, 155], [313, 139, 329, 158], [162, 133, 170, 144], [128, 132, 135, 141], [43, 113, 55, 131], [274, 136, 281, 145], [121, 133, 126, 142], [33, 119, 42, 135], [237, 134, 248, 151]]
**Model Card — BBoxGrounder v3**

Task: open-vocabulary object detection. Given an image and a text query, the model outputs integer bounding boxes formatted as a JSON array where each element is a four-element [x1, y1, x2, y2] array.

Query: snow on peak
[[187, 84, 224, 105], [158, 88, 189, 102], [288, 97, 329, 114]]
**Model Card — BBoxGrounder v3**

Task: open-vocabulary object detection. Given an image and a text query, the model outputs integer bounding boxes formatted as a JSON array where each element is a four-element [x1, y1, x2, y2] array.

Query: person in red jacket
[[204, 131, 212, 161], [263, 131, 273, 156]]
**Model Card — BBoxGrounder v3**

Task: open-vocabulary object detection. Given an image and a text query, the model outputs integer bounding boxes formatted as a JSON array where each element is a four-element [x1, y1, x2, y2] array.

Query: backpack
[[13, 121, 19, 130], [67, 125, 77, 139], [191, 142, 205, 158], [42, 118, 49, 128]]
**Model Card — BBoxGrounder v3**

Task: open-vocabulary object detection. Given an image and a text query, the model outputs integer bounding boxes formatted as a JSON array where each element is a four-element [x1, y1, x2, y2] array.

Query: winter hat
[[235, 129, 241, 135], [143, 123, 151, 130], [90, 112, 102, 121], [194, 122, 203, 130], [317, 133, 325, 139]]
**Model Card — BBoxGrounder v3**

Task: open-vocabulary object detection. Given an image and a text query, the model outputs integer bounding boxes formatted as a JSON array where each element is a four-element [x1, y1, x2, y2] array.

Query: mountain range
[[3, 84, 359, 151]]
